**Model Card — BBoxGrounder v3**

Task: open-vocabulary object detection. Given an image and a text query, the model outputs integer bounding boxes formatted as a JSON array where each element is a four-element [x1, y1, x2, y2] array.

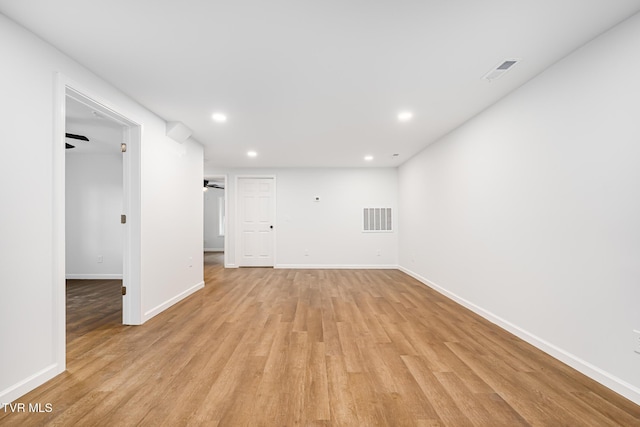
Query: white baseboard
[[204, 248, 224, 252], [275, 264, 398, 270], [398, 265, 640, 406], [0, 363, 63, 406], [65, 274, 123, 280], [143, 281, 205, 322]]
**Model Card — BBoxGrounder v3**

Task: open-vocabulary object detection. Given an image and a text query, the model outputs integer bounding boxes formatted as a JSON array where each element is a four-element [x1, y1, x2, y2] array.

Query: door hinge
[[121, 143, 127, 153], [121, 214, 127, 224], [122, 286, 127, 296]]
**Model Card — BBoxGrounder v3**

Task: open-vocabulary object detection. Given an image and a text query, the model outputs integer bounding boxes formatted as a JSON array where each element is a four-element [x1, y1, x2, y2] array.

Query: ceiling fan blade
[[204, 180, 225, 189], [204, 180, 225, 190], [65, 133, 89, 141]]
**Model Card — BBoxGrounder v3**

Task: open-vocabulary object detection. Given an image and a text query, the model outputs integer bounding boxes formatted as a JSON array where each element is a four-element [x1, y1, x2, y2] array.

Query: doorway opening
[[52, 75, 142, 376], [64, 94, 127, 343], [204, 175, 227, 268], [60, 86, 142, 328], [53, 78, 144, 373]]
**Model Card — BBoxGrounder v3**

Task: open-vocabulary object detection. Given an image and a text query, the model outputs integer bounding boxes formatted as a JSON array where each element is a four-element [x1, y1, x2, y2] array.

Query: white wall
[[209, 168, 398, 268], [0, 14, 203, 404], [140, 126, 203, 321], [204, 187, 225, 251], [66, 153, 123, 278], [398, 12, 640, 403]]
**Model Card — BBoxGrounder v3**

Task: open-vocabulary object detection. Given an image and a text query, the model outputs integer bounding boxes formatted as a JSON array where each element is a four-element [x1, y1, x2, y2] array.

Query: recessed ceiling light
[[364, 155, 374, 161], [247, 151, 257, 157], [397, 111, 413, 122], [211, 113, 227, 123]]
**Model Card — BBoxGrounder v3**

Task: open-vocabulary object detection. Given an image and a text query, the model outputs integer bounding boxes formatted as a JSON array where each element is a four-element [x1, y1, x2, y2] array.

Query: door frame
[[53, 73, 143, 370], [234, 175, 277, 267]]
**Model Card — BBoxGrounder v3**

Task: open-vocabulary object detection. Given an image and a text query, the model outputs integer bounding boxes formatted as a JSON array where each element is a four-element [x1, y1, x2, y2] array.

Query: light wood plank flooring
[[2, 252, 639, 426]]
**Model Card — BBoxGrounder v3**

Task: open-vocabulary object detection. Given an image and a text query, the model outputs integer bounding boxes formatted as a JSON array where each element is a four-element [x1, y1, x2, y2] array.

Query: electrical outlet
[[376, 249, 381, 256], [304, 249, 309, 257], [634, 330, 640, 354], [97, 255, 103, 263]]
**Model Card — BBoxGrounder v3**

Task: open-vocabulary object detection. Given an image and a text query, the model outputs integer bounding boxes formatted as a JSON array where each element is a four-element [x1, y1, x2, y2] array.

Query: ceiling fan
[[204, 180, 225, 190], [65, 133, 89, 149]]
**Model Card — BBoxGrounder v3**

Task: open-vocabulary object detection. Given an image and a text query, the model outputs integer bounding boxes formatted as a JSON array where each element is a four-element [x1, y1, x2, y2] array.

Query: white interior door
[[238, 177, 275, 267]]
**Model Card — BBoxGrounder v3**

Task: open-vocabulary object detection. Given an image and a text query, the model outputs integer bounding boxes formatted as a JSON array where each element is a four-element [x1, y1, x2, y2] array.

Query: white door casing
[[237, 177, 275, 267], [62, 83, 142, 327]]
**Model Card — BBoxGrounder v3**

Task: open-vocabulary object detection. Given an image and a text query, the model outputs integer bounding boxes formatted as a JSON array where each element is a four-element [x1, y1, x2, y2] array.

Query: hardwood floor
[[2, 252, 639, 426]]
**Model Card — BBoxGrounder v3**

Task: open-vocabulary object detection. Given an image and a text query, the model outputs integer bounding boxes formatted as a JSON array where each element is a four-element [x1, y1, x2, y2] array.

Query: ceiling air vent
[[483, 59, 519, 82]]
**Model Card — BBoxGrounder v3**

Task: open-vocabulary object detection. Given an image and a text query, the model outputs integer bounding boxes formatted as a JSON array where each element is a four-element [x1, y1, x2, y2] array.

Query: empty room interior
[[1, 1, 640, 425]]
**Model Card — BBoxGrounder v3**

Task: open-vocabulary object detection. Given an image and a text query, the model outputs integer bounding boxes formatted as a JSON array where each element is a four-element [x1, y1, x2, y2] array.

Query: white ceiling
[[2, 1, 640, 168]]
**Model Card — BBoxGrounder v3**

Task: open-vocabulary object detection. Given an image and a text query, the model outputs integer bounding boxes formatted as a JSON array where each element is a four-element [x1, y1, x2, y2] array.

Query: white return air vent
[[363, 207, 393, 232], [483, 59, 519, 81]]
